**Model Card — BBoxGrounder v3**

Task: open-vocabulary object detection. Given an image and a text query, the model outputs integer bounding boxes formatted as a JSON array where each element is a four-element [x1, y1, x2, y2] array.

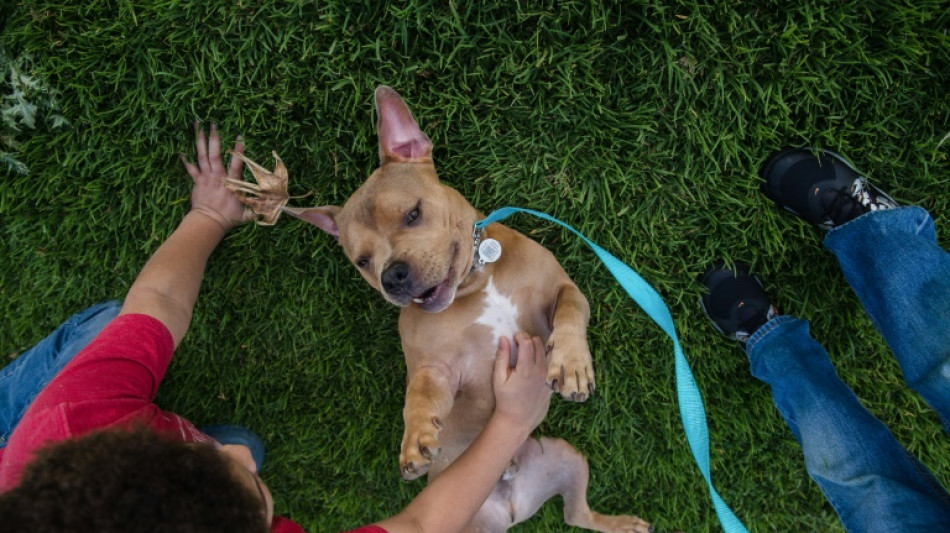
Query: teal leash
[[475, 207, 748, 533]]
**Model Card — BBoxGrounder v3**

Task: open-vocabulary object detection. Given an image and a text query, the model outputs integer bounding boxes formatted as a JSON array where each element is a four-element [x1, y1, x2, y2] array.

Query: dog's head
[[296, 87, 480, 312]]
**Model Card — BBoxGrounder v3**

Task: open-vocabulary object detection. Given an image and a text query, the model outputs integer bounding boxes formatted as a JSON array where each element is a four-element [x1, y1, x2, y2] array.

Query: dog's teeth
[[413, 298, 424, 304]]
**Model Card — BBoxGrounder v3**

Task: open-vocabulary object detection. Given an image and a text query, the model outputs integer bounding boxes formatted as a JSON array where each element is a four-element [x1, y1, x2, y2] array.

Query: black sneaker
[[699, 262, 778, 344], [760, 147, 898, 229]]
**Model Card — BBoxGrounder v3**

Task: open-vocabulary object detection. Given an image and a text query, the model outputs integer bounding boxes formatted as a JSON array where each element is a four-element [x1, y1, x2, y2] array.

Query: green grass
[[2, 1, 949, 531]]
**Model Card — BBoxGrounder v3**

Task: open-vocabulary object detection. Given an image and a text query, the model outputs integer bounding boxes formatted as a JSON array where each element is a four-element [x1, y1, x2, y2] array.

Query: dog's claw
[[546, 335, 595, 401], [432, 417, 444, 430]]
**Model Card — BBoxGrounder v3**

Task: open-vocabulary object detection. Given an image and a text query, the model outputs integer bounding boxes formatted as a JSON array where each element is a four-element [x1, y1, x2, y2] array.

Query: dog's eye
[[406, 208, 420, 226], [355, 257, 369, 268]]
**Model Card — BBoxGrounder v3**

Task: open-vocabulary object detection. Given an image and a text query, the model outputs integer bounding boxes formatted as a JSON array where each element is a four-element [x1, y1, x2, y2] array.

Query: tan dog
[[231, 87, 651, 532]]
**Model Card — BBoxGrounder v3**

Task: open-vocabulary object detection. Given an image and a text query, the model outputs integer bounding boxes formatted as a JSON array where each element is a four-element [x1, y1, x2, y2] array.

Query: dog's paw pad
[[399, 421, 442, 480], [400, 462, 420, 480], [399, 454, 435, 481], [420, 445, 440, 460]]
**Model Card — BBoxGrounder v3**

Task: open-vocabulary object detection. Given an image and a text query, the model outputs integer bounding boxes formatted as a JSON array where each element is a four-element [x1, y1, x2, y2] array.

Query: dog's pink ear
[[284, 206, 341, 239], [375, 86, 432, 164]]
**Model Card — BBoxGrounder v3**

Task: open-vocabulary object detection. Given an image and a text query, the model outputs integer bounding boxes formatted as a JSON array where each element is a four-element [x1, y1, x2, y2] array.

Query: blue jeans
[[747, 206, 950, 532], [0, 300, 122, 448]]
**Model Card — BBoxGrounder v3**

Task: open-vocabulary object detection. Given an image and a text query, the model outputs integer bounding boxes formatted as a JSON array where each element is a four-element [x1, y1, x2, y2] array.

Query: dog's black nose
[[382, 261, 412, 296]]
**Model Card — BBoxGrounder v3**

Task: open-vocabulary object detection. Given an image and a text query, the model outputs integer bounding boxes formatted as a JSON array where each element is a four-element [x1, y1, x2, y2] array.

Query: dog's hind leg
[[471, 437, 653, 533]]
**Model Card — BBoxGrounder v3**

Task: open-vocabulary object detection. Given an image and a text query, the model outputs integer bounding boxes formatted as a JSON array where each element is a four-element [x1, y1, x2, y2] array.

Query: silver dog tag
[[478, 238, 502, 264]]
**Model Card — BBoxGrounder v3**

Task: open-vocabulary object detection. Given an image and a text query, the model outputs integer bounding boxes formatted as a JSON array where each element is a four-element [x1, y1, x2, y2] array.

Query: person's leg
[[0, 301, 121, 447], [200, 425, 266, 472], [701, 263, 950, 531], [747, 316, 950, 532], [759, 146, 950, 428], [749, 147, 950, 529], [825, 206, 950, 429]]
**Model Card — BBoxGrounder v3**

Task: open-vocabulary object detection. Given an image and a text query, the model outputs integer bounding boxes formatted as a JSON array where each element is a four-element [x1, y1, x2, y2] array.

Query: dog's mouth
[[412, 277, 449, 306], [412, 285, 438, 304], [408, 243, 460, 313]]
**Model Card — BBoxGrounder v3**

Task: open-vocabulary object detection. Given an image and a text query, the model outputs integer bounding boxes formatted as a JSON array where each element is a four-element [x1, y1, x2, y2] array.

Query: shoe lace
[[819, 177, 897, 227], [818, 180, 868, 227], [852, 178, 897, 211]]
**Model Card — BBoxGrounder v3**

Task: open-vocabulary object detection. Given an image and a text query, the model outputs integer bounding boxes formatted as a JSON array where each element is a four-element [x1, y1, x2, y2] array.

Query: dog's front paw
[[399, 416, 444, 480], [546, 331, 595, 402]]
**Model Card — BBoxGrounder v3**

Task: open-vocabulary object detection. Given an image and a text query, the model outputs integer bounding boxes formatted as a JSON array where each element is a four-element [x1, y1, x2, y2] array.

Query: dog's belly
[[448, 275, 523, 429], [473, 276, 520, 358], [428, 276, 529, 477]]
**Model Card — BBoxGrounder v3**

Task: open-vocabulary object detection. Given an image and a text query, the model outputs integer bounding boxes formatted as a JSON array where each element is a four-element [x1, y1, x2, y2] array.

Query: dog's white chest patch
[[474, 276, 519, 353]]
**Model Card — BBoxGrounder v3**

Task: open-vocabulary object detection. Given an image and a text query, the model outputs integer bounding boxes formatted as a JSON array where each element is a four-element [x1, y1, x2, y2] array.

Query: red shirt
[[0, 314, 304, 532]]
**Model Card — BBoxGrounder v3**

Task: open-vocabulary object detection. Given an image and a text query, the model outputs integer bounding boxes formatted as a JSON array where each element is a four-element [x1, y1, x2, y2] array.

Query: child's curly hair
[[0, 427, 269, 533]]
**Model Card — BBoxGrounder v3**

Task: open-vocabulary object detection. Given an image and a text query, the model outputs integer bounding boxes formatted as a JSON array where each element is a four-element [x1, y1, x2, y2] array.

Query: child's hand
[[492, 332, 552, 432], [181, 122, 248, 230]]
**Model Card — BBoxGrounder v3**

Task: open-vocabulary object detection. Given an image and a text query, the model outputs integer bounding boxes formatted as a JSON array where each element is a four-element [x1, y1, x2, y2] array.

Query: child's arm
[[119, 123, 248, 347]]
